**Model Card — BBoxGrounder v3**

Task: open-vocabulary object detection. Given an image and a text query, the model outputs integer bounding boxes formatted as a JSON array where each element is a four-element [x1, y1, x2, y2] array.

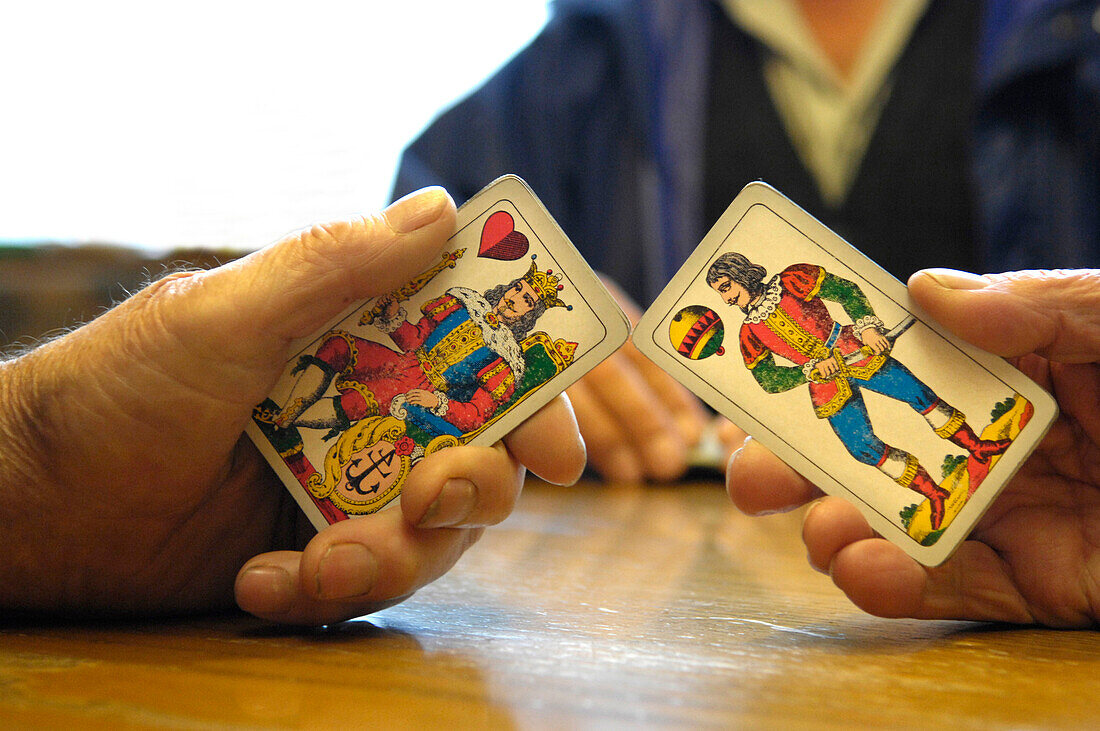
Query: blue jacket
[[394, 0, 1100, 304]]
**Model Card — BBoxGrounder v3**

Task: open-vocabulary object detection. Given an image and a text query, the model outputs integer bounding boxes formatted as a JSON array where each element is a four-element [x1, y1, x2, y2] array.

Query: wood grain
[[1, 479, 1096, 728]]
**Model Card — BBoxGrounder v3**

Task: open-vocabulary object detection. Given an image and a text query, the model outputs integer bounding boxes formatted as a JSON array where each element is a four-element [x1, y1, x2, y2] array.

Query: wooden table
[[1, 478, 1097, 728]]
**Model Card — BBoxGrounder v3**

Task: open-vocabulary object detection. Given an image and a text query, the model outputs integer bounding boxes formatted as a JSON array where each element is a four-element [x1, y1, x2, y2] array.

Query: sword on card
[[840, 315, 916, 365], [808, 315, 916, 381]]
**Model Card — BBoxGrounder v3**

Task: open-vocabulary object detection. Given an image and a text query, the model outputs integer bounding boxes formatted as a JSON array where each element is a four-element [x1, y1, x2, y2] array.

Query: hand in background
[[566, 277, 720, 482], [726, 268, 1100, 627], [0, 188, 585, 625]]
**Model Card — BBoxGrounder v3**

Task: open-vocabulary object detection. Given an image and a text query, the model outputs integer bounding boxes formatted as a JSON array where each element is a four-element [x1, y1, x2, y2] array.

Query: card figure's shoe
[[909, 467, 950, 531], [948, 422, 1011, 492], [948, 421, 1011, 459], [967, 438, 1012, 491]]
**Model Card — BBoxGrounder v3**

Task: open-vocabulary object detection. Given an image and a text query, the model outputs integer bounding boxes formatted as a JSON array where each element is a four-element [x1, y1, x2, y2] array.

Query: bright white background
[[0, 1, 550, 251]]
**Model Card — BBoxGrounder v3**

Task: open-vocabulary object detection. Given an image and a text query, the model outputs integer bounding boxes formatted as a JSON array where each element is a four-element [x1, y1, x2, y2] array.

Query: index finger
[[502, 393, 586, 486]]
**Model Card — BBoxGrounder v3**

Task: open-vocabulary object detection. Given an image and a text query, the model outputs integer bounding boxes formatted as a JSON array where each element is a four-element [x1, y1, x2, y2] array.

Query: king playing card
[[247, 175, 629, 530], [633, 182, 1057, 566]]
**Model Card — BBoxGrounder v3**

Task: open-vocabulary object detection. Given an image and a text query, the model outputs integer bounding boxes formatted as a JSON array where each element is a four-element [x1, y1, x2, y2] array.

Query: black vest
[[704, 0, 982, 280]]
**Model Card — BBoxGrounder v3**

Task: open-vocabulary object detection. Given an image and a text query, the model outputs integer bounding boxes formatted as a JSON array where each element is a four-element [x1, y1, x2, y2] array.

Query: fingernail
[[418, 478, 478, 528], [384, 187, 450, 233], [315, 543, 379, 600], [238, 565, 295, 614], [801, 501, 830, 574], [801, 498, 827, 529], [921, 268, 990, 290]]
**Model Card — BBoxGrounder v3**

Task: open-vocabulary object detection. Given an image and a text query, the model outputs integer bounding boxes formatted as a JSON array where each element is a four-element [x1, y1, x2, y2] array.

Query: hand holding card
[[634, 184, 1058, 567], [0, 186, 583, 625], [636, 183, 1100, 625], [564, 276, 715, 483], [248, 175, 629, 531], [730, 267, 1100, 625]]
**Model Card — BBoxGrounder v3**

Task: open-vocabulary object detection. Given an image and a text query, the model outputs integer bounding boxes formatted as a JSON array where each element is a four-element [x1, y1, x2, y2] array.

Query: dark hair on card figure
[[706, 252, 768, 299]]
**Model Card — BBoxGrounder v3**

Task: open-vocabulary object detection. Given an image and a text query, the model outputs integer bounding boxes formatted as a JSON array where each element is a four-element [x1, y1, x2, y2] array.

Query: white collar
[[743, 275, 782, 324], [447, 287, 526, 382]]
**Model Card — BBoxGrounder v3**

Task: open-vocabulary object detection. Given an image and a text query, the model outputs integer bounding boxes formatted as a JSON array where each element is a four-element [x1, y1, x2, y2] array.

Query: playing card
[[633, 182, 1057, 566], [247, 175, 630, 530]]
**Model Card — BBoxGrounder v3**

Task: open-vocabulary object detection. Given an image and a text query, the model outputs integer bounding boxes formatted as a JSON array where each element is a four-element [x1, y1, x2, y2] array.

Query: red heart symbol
[[479, 210, 529, 261]]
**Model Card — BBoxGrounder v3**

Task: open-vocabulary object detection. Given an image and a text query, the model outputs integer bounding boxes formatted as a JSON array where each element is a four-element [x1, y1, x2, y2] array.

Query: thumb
[[146, 186, 457, 395], [216, 187, 456, 348], [108, 186, 456, 415], [14, 188, 457, 472], [908, 268, 1100, 363]]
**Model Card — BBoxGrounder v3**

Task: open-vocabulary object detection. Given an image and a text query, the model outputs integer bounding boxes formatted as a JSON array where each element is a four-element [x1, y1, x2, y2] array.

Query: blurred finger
[[625, 343, 708, 447], [714, 416, 749, 461], [593, 276, 697, 480], [567, 378, 643, 482], [581, 354, 689, 481], [726, 436, 823, 514]]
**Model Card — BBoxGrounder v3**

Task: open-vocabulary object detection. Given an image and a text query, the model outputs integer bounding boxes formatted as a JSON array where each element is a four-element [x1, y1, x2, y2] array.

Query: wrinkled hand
[[565, 278, 720, 482], [726, 268, 1100, 627], [0, 188, 585, 625]]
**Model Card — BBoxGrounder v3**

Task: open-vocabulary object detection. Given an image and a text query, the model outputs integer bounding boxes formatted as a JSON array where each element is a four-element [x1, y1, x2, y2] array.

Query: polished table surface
[[1, 478, 1097, 729]]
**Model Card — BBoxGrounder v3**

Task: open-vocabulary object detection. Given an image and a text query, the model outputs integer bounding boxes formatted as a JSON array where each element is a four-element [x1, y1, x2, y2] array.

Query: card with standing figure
[[633, 182, 1057, 566], [247, 175, 630, 530]]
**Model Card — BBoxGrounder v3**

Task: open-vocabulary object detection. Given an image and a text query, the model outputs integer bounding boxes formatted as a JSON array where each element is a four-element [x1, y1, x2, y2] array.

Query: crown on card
[[523, 255, 572, 311]]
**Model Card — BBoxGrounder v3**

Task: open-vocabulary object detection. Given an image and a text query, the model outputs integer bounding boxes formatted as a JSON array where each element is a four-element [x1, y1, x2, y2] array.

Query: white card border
[[634, 182, 1059, 566], [247, 175, 631, 531]]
